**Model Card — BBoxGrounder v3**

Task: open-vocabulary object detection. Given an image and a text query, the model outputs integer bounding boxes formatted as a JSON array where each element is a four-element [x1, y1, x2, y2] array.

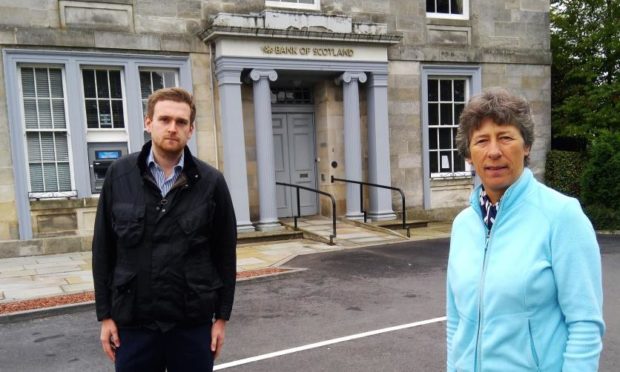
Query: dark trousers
[[115, 323, 214, 372]]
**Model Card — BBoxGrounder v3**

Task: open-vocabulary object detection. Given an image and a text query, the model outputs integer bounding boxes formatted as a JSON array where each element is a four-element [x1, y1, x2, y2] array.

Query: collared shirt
[[147, 150, 184, 197], [479, 187, 500, 231]]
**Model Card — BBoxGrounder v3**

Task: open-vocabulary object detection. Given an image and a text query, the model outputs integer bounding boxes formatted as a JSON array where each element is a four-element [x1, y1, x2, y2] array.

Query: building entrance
[[272, 112, 317, 218]]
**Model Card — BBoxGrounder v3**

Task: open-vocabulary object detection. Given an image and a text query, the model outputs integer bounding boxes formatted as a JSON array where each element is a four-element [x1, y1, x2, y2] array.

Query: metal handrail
[[276, 182, 337, 245], [330, 176, 410, 237]]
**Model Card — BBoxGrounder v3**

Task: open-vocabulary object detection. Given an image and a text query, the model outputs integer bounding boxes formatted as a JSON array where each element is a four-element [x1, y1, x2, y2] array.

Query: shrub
[[580, 131, 620, 230], [545, 150, 586, 198]]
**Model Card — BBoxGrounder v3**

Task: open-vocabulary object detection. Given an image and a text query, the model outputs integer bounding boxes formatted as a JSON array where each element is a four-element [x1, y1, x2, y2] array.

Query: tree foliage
[[551, 0, 620, 138]]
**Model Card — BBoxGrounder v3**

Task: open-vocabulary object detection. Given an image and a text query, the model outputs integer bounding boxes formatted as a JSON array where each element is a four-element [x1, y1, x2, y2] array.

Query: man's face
[[467, 118, 530, 203], [145, 100, 194, 156]]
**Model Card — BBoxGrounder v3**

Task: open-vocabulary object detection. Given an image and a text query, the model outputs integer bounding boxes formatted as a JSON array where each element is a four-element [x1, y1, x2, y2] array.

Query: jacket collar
[[469, 167, 534, 215], [137, 141, 201, 185]]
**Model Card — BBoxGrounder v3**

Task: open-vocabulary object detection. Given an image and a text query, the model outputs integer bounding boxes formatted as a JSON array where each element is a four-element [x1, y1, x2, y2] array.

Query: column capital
[[249, 69, 278, 82], [215, 68, 242, 86], [335, 71, 367, 85]]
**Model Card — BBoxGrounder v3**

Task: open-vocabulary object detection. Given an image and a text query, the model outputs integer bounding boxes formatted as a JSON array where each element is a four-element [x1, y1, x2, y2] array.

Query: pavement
[[0, 218, 452, 317]]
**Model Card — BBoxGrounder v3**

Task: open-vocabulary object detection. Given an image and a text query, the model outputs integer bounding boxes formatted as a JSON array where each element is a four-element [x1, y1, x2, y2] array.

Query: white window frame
[[426, 0, 469, 20], [265, 0, 320, 11], [427, 77, 471, 179], [421, 65, 481, 209], [18, 65, 77, 198]]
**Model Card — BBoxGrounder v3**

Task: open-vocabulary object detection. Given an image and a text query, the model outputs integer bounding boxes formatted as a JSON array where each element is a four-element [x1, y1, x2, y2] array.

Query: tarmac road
[[0, 236, 618, 371]]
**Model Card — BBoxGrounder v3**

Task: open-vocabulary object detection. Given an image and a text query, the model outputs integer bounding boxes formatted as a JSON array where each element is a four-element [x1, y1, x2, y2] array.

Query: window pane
[[55, 133, 69, 162], [163, 71, 176, 87], [439, 128, 452, 149], [112, 100, 125, 128], [38, 99, 53, 129], [140, 71, 151, 99], [429, 128, 438, 149], [29, 164, 44, 192], [109, 70, 122, 99], [24, 100, 38, 129], [455, 103, 465, 121], [21, 68, 35, 98], [440, 103, 453, 125], [57, 163, 71, 191], [454, 80, 465, 101], [52, 101, 66, 129], [428, 79, 438, 101], [451, 0, 463, 14], [426, 0, 435, 12], [96, 70, 110, 98], [429, 103, 438, 125], [43, 163, 59, 192], [152, 72, 164, 91], [440, 80, 452, 101], [440, 151, 452, 171], [27, 133, 41, 162], [85, 100, 99, 128], [430, 151, 438, 174], [50, 69, 64, 98], [83, 70, 96, 98], [437, 0, 449, 13], [35, 68, 50, 97], [454, 151, 465, 172], [99, 100, 112, 128], [40, 133, 56, 161]]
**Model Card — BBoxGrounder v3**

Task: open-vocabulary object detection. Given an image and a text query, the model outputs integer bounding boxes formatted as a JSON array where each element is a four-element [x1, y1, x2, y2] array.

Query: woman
[[446, 88, 605, 371]]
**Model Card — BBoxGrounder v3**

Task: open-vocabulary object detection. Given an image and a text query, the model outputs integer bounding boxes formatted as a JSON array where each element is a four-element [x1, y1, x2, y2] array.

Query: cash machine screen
[[95, 150, 122, 160]]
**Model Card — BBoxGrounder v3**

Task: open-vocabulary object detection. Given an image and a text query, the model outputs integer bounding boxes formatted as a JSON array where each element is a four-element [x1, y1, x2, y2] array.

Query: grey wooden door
[[273, 113, 317, 217]]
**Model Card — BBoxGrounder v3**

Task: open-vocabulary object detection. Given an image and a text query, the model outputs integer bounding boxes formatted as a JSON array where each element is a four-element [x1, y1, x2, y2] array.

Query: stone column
[[367, 73, 396, 220], [250, 69, 281, 231], [215, 68, 254, 232], [335, 72, 366, 219]]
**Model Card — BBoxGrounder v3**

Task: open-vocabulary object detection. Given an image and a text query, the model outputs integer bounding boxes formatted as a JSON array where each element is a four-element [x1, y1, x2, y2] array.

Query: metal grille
[[271, 87, 313, 104]]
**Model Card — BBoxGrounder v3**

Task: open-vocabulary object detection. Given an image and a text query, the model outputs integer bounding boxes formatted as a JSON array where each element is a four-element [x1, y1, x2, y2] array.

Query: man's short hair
[[455, 87, 535, 164], [146, 87, 196, 125]]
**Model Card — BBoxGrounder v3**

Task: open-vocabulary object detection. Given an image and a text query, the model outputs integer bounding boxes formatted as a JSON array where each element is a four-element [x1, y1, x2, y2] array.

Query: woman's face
[[467, 118, 530, 203]]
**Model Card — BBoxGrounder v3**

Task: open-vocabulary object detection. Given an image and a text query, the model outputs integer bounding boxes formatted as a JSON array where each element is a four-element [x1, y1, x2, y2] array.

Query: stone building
[[0, 0, 551, 254]]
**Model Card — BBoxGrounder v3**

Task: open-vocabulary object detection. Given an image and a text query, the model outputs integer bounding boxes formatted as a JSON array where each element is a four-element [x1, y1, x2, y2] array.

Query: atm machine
[[87, 142, 128, 193]]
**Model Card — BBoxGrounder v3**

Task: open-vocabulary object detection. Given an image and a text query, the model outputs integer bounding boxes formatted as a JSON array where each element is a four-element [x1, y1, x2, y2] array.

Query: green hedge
[[580, 132, 620, 230], [545, 150, 586, 199]]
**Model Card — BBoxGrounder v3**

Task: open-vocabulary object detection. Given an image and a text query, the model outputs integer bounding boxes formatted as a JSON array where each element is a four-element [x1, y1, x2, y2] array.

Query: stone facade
[[0, 0, 551, 254]]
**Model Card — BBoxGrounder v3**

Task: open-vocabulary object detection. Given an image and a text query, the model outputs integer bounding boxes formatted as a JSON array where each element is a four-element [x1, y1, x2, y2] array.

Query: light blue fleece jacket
[[447, 168, 605, 372]]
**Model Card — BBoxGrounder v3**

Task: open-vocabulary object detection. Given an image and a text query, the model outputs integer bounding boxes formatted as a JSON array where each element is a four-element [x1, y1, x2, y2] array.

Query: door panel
[[272, 114, 292, 217], [288, 114, 317, 216], [273, 112, 317, 217]]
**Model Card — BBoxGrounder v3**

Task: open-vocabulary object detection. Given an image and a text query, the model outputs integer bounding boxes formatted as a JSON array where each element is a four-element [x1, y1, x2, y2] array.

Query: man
[[92, 87, 237, 371]]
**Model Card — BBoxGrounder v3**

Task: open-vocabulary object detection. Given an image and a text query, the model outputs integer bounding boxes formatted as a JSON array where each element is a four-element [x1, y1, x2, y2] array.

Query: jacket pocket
[[528, 319, 541, 370], [177, 201, 215, 246], [110, 268, 137, 325], [112, 205, 145, 247], [183, 260, 223, 320]]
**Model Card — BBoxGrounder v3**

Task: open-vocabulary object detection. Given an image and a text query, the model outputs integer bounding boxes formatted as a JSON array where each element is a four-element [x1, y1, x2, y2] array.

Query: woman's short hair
[[146, 87, 196, 125], [455, 87, 534, 164]]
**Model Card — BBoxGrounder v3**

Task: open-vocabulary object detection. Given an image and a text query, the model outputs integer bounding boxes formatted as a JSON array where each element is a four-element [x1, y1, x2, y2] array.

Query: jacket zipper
[[475, 228, 491, 372]]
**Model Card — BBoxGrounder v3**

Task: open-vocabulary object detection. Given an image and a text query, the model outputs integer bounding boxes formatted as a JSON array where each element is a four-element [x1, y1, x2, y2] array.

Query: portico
[[202, 12, 401, 231]]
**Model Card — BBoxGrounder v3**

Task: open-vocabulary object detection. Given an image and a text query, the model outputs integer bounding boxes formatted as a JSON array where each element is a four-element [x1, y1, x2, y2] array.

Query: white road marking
[[214, 316, 446, 370]]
